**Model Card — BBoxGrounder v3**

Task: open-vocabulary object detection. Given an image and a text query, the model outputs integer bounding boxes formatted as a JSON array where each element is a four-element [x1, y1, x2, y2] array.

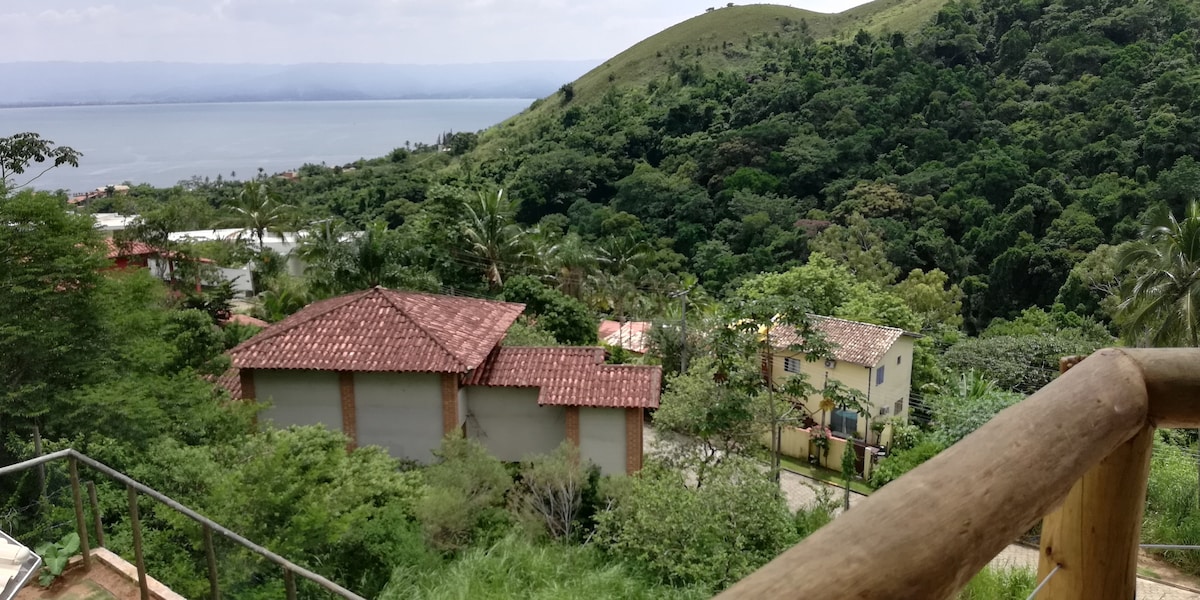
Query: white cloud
[[0, 0, 874, 63]]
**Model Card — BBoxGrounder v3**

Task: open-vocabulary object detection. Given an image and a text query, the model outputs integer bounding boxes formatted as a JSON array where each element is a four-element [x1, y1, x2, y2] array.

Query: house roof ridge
[[377, 288, 470, 371]]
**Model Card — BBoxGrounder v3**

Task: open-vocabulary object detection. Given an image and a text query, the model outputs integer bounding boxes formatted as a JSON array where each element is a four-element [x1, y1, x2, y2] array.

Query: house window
[[894, 400, 903, 415], [876, 365, 885, 386], [784, 357, 801, 373], [831, 409, 858, 438], [897, 355, 902, 365], [879, 406, 890, 416]]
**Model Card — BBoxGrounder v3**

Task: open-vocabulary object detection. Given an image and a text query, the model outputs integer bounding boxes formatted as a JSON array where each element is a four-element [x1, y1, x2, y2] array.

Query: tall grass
[[1142, 437, 1200, 574], [381, 534, 705, 600], [956, 566, 1036, 599]]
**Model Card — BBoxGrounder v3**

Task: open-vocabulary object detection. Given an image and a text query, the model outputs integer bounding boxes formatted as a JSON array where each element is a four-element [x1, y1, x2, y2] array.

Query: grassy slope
[[468, 0, 948, 164]]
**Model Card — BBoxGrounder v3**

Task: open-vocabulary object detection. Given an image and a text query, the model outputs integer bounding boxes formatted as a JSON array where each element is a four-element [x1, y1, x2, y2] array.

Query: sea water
[[0, 98, 531, 193]]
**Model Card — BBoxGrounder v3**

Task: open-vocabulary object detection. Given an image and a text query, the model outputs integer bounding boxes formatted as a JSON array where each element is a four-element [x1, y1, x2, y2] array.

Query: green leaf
[[59, 532, 80, 556]]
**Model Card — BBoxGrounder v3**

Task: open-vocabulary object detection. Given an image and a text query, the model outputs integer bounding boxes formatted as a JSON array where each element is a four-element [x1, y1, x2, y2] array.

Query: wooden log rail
[[717, 348, 1200, 600]]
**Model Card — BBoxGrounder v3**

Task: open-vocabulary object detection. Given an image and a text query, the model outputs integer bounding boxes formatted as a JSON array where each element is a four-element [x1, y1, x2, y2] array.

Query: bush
[[513, 443, 592, 541], [416, 436, 513, 554], [594, 459, 796, 592], [870, 439, 946, 488]]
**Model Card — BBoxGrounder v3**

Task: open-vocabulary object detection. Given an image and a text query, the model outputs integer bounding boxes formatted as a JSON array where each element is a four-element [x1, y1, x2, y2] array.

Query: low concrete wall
[[769, 426, 873, 481]]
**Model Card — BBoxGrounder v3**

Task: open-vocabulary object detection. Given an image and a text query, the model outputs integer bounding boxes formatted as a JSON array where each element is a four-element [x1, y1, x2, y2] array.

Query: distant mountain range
[[0, 61, 600, 107]]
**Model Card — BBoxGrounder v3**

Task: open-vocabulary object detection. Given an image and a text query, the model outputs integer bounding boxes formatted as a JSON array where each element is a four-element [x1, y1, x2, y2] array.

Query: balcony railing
[[0, 449, 366, 600], [717, 348, 1200, 600]]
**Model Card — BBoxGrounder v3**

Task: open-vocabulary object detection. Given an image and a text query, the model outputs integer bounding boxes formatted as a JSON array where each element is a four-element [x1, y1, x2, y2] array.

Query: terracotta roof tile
[[464, 347, 661, 409], [228, 288, 525, 373], [772, 316, 912, 367], [105, 238, 158, 258], [215, 367, 241, 398], [598, 320, 653, 354]]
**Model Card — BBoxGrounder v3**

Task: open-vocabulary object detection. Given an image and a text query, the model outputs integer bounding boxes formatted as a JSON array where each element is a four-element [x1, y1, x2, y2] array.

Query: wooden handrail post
[[1038, 425, 1153, 600], [86, 481, 104, 548], [68, 457, 92, 568], [127, 485, 151, 600], [203, 524, 219, 600], [1037, 352, 1152, 600]]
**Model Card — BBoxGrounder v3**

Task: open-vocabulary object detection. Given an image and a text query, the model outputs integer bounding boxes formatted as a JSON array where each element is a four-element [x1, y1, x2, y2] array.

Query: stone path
[[644, 425, 1200, 599]]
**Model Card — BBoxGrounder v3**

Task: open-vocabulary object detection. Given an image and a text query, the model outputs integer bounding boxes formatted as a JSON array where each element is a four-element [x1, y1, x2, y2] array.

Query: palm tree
[[223, 180, 292, 254], [1116, 201, 1200, 505], [1116, 201, 1200, 347], [462, 189, 525, 290], [546, 232, 598, 299]]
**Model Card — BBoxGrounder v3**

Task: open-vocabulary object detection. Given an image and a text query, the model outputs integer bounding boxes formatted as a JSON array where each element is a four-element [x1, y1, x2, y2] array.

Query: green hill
[[471, 1, 947, 161], [573, 0, 949, 101]]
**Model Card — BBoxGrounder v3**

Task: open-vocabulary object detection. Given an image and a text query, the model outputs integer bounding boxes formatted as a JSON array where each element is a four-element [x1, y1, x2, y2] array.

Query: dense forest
[[5, 0, 1200, 597]]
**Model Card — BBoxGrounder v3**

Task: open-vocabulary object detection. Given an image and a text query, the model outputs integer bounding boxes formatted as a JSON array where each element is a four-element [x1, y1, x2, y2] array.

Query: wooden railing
[[0, 449, 366, 600], [717, 348, 1200, 600]]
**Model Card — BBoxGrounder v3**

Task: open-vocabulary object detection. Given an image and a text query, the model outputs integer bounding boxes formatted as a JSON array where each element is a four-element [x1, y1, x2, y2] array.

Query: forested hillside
[[9, 0, 1200, 596], [127, 0, 1198, 338]]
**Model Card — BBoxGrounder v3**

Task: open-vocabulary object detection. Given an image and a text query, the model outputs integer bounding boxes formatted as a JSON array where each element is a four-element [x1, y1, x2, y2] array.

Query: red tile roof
[[772, 316, 914, 367], [228, 288, 525, 373], [215, 368, 241, 398], [598, 320, 653, 354], [463, 347, 661, 409], [105, 238, 158, 259]]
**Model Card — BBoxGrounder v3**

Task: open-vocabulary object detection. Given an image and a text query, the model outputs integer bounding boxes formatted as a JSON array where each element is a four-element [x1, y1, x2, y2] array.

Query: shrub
[[870, 439, 946, 488], [594, 459, 796, 592], [416, 436, 512, 554], [513, 443, 590, 541]]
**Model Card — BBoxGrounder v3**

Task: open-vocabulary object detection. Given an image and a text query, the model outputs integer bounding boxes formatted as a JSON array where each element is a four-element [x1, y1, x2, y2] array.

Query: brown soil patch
[[1139, 550, 1200, 593], [17, 560, 145, 600]]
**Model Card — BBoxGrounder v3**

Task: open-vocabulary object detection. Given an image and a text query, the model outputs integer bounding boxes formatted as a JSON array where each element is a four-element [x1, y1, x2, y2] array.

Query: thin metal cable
[[1026, 564, 1061, 600], [1142, 544, 1200, 550]]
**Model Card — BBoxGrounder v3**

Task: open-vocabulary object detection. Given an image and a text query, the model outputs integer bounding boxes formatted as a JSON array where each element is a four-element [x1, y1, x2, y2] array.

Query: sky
[[2, 0, 872, 64]]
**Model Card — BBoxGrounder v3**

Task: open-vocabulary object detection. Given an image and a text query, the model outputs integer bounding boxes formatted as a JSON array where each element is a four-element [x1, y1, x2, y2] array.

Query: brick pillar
[[239, 369, 258, 429], [339, 372, 357, 451], [441, 374, 459, 435], [625, 407, 643, 474], [565, 407, 580, 445], [238, 368, 255, 401]]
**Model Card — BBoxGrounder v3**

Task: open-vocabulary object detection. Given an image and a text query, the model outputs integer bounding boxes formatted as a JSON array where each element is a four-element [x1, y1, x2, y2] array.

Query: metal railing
[[716, 348, 1200, 600], [0, 449, 366, 600]]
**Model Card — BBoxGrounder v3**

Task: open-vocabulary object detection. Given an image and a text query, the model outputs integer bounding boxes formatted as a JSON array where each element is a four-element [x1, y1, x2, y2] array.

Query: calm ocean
[[0, 99, 531, 193]]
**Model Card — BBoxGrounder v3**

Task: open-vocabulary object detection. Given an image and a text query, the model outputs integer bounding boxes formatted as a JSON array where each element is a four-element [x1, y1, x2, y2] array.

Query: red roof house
[[222, 287, 658, 472]]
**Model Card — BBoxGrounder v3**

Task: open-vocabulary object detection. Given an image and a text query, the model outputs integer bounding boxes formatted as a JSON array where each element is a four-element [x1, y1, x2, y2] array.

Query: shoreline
[[0, 97, 537, 110]]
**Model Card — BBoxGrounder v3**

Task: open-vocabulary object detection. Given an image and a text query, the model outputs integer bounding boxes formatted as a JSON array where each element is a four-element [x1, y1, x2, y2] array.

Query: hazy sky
[[3, 0, 871, 64]]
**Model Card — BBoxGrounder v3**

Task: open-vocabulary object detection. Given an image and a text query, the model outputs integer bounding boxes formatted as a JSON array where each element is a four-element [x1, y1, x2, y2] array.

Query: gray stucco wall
[[579, 407, 626, 474], [466, 387, 565, 462], [254, 370, 341, 431], [355, 372, 443, 464]]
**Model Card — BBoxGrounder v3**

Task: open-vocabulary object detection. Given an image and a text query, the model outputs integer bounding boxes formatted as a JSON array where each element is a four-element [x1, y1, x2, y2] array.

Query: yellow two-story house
[[769, 316, 918, 443]]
